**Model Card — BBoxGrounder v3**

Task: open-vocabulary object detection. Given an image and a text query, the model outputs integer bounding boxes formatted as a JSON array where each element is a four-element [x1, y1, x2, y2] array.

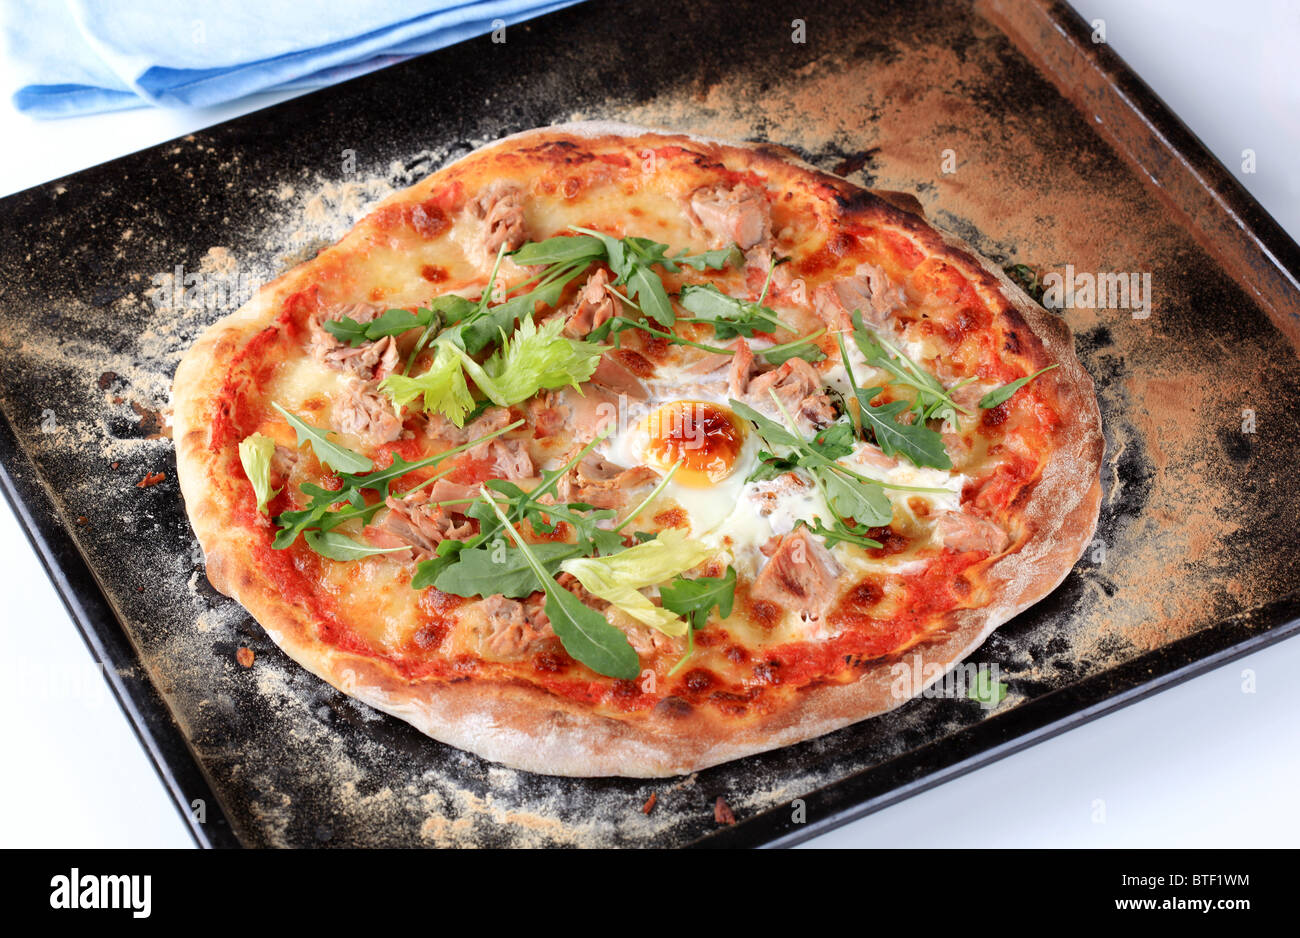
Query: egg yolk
[[638, 401, 746, 487]]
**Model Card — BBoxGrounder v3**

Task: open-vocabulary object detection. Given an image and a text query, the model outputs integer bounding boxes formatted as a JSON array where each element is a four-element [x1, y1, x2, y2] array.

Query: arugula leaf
[[978, 364, 1059, 409], [410, 539, 465, 589], [568, 227, 740, 329], [271, 402, 373, 474], [852, 312, 970, 424], [734, 394, 896, 545], [662, 566, 738, 675], [855, 387, 952, 470], [407, 431, 613, 588], [728, 399, 806, 449], [677, 283, 789, 339], [319, 314, 372, 347], [380, 342, 476, 426], [510, 234, 605, 267], [627, 264, 675, 327], [272, 482, 356, 549], [746, 422, 854, 482], [814, 466, 893, 528], [760, 332, 828, 365], [660, 566, 736, 630], [672, 244, 744, 272], [237, 433, 280, 515], [796, 517, 883, 549], [273, 419, 521, 550], [433, 541, 583, 598], [303, 530, 407, 561], [323, 295, 477, 349], [452, 261, 589, 355], [480, 487, 640, 680]]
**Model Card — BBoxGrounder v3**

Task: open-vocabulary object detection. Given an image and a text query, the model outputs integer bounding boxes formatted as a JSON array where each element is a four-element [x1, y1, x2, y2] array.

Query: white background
[[1, 0, 1296, 849]]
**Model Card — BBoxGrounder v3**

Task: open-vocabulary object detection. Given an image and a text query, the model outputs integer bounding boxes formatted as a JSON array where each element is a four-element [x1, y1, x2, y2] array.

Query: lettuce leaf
[[559, 529, 716, 637], [237, 432, 280, 515]]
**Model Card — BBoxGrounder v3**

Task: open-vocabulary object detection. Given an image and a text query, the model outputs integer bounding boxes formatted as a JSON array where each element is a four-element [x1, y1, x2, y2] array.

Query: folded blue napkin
[[3, 0, 582, 118]]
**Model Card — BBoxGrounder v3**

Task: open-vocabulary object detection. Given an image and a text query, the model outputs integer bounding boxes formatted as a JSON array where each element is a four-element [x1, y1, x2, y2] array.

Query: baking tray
[[2, 0, 1298, 848]]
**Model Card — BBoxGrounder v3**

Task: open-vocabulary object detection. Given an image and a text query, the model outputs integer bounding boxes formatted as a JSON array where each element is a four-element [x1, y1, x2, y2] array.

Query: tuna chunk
[[935, 511, 1008, 555], [469, 437, 535, 480], [798, 393, 837, 428], [422, 405, 512, 445], [728, 338, 761, 397], [689, 183, 771, 250], [470, 182, 528, 259], [813, 263, 906, 332], [588, 352, 649, 400], [746, 357, 822, 413], [749, 528, 844, 621], [308, 303, 401, 382], [376, 491, 474, 557], [562, 268, 616, 337], [557, 453, 658, 510], [335, 378, 403, 445], [481, 594, 554, 657]]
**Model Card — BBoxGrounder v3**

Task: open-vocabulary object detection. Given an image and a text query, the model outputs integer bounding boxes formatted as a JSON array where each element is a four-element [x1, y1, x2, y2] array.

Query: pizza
[[172, 123, 1103, 777]]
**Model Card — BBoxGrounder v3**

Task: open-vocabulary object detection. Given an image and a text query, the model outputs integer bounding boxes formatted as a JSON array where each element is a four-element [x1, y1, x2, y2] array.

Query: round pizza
[[172, 123, 1103, 777]]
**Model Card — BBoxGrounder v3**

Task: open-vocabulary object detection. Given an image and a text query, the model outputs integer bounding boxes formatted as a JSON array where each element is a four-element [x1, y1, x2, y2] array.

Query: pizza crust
[[173, 123, 1103, 777]]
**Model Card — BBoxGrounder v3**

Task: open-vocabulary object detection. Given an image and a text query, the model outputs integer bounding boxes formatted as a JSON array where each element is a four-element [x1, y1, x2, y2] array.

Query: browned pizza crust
[[173, 123, 1103, 777]]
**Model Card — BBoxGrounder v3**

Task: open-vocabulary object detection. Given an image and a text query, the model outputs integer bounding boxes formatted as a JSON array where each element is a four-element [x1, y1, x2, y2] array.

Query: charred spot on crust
[[831, 187, 881, 216], [654, 695, 693, 719], [524, 140, 594, 166], [709, 689, 758, 716]]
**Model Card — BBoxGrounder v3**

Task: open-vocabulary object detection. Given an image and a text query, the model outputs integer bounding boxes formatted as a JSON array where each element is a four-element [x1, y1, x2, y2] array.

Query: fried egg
[[599, 398, 760, 536]]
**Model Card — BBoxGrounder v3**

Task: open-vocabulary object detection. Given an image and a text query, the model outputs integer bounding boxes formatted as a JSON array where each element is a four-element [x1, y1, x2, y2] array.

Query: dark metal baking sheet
[[1, 0, 1297, 848]]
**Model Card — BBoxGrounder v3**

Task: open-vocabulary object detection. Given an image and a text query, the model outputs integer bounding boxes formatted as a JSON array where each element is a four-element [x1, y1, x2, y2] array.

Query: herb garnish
[[837, 331, 953, 470], [272, 402, 373, 474], [850, 312, 972, 426], [268, 405, 521, 552], [478, 486, 641, 680], [978, 364, 1058, 409], [662, 566, 737, 676]]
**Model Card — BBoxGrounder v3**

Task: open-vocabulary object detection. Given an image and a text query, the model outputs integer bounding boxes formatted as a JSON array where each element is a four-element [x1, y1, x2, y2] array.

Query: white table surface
[[1, 0, 1296, 849]]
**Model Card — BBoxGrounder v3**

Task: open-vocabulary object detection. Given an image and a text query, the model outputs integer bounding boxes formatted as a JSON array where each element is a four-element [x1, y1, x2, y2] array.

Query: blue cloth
[[3, 1, 582, 118]]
